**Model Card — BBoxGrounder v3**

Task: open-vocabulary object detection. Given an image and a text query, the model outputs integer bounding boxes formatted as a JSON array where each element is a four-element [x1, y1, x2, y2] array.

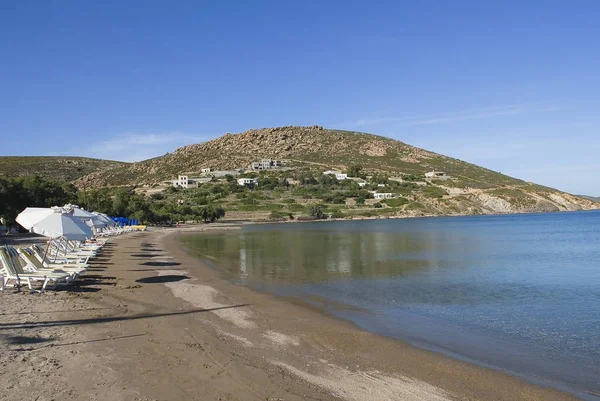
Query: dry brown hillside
[[0, 156, 127, 182], [78, 126, 523, 188], [75, 126, 598, 215]]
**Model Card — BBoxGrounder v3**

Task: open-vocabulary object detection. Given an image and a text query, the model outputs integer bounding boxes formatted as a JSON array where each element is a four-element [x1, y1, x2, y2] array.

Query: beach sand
[[0, 228, 582, 401]]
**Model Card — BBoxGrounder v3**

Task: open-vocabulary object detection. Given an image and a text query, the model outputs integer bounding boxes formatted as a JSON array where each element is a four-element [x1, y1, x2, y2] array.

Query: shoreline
[[173, 225, 599, 401], [0, 228, 586, 401], [217, 207, 600, 227], [164, 228, 586, 400]]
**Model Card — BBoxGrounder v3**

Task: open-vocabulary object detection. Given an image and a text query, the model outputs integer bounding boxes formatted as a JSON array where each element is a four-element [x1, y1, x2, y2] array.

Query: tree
[[307, 205, 325, 219], [199, 204, 226, 223], [348, 164, 363, 178]]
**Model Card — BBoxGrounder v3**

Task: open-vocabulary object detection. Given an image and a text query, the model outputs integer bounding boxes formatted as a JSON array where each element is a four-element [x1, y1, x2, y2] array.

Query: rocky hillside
[[78, 126, 523, 188], [0, 156, 127, 182], [76, 126, 598, 215]]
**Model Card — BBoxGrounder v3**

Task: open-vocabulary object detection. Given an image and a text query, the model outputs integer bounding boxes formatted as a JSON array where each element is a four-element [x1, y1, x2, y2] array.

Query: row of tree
[[0, 176, 226, 228], [0, 176, 78, 225]]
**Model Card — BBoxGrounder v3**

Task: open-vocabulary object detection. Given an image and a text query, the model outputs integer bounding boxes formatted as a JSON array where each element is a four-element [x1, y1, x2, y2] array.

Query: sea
[[179, 211, 600, 399]]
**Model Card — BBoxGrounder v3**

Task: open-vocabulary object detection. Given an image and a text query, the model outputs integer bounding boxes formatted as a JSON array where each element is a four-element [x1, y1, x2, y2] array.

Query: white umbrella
[[16, 207, 63, 230], [92, 212, 114, 226], [31, 210, 93, 241], [68, 206, 106, 228], [93, 212, 116, 226]]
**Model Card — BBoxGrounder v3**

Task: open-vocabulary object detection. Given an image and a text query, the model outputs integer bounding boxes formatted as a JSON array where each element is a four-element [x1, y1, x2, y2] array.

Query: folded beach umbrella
[[31, 209, 93, 241], [16, 207, 63, 230], [69, 206, 106, 228], [92, 212, 114, 225]]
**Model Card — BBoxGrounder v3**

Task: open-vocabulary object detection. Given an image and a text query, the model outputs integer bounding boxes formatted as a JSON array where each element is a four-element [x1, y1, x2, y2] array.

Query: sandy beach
[[0, 228, 582, 401]]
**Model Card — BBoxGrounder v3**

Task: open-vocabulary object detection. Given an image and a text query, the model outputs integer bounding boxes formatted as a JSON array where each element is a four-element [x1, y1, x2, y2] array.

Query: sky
[[1, 1, 599, 195]]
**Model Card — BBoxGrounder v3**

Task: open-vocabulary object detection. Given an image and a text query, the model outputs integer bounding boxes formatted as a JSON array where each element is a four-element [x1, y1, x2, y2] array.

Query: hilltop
[[79, 126, 523, 188], [74, 126, 598, 218], [0, 156, 127, 183]]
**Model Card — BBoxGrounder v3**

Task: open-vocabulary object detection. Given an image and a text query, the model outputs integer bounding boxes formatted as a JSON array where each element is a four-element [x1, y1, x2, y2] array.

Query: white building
[[201, 168, 211, 174], [175, 175, 191, 189], [250, 159, 284, 170], [238, 178, 258, 186], [377, 183, 386, 187], [171, 175, 211, 188], [425, 170, 448, 179], [322, 170, 347, 180], [373, 193, 394, 200], [358, 182, 367, 187]]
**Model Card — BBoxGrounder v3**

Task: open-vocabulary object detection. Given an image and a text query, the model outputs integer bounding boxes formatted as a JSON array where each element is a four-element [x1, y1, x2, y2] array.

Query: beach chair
[[31, 244, 90, 265], [0, 246, 70, 293], [50, 239, 97, 257], [18, 247, 86, 281], [43, 240, 94, 264]]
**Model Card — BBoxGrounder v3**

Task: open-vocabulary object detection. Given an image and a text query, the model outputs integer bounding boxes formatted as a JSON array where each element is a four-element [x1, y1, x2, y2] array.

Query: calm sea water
[[180, 212, 600, 398]]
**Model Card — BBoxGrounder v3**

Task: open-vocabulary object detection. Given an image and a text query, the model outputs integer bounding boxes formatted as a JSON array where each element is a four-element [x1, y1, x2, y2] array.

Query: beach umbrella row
[[16, 206, 94, 240], [15, 204, 143, 240]]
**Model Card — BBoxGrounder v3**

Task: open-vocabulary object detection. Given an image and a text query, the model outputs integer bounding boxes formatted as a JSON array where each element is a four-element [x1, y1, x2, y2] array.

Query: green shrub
[[373, 202, 383, 208], [406, 202, 426, 210], [421, 185, 447, 199], [307, 205, 325, 219], [329, 209, 345, 218], [383, 197, 409, 207], [269, 210, 289, 220], [287, 203, 305, 212]]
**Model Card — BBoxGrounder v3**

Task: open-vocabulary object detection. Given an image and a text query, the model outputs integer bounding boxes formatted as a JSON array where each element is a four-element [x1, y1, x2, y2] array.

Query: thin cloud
[[83, 132, 210, 162], [345, 103, 560, 129]]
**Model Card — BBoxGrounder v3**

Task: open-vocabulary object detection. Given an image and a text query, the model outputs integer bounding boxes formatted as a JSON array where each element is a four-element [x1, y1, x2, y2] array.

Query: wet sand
[[0, 228, 583, 401]]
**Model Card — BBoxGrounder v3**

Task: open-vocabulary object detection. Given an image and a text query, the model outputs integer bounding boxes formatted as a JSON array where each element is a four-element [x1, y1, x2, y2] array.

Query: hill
[[0, 156, 127, 183], [578, 195, 600, 202], [79, 126, 524, 188], [76, 126, 598, 217]]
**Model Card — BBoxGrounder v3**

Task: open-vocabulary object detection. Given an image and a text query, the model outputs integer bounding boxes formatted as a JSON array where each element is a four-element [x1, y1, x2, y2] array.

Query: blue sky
[[1, 1, 599, 194]]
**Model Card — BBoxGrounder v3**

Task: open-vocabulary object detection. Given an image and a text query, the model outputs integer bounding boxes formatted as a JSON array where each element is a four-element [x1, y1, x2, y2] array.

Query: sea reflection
[[180, 220, 485, 283], [180, 214, 600, 396]]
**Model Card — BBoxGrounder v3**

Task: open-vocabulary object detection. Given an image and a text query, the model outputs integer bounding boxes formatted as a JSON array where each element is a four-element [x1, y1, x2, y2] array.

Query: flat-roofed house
[[237, 178, 258, 186]]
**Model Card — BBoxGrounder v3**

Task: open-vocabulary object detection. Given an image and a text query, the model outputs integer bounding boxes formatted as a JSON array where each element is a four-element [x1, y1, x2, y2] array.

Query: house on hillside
[[238, 178, 258, 186], [425, 170, 448, 179], [201, 168, 211, 174], [358, 182, 367, 187], [373, 192, 394, 200], [323, 170, 348, 180], [171, 175, 212, 188], [250, 159, 284, 170], [173, 175, 197, 189]]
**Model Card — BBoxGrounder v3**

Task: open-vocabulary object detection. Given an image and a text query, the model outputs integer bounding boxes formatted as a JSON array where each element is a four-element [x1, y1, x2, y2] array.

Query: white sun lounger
[[0, 246, 71, 293]]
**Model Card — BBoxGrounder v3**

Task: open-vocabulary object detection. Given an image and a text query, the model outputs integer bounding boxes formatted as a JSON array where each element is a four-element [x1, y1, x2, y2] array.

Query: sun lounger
[[30, 244, 91, 265], [18, 247, 86, 281], [0, 246, 71, 293]]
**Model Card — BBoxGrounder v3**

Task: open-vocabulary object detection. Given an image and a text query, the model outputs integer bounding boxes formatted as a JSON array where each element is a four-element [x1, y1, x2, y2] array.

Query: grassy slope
[[0, 156, 128, 182]]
